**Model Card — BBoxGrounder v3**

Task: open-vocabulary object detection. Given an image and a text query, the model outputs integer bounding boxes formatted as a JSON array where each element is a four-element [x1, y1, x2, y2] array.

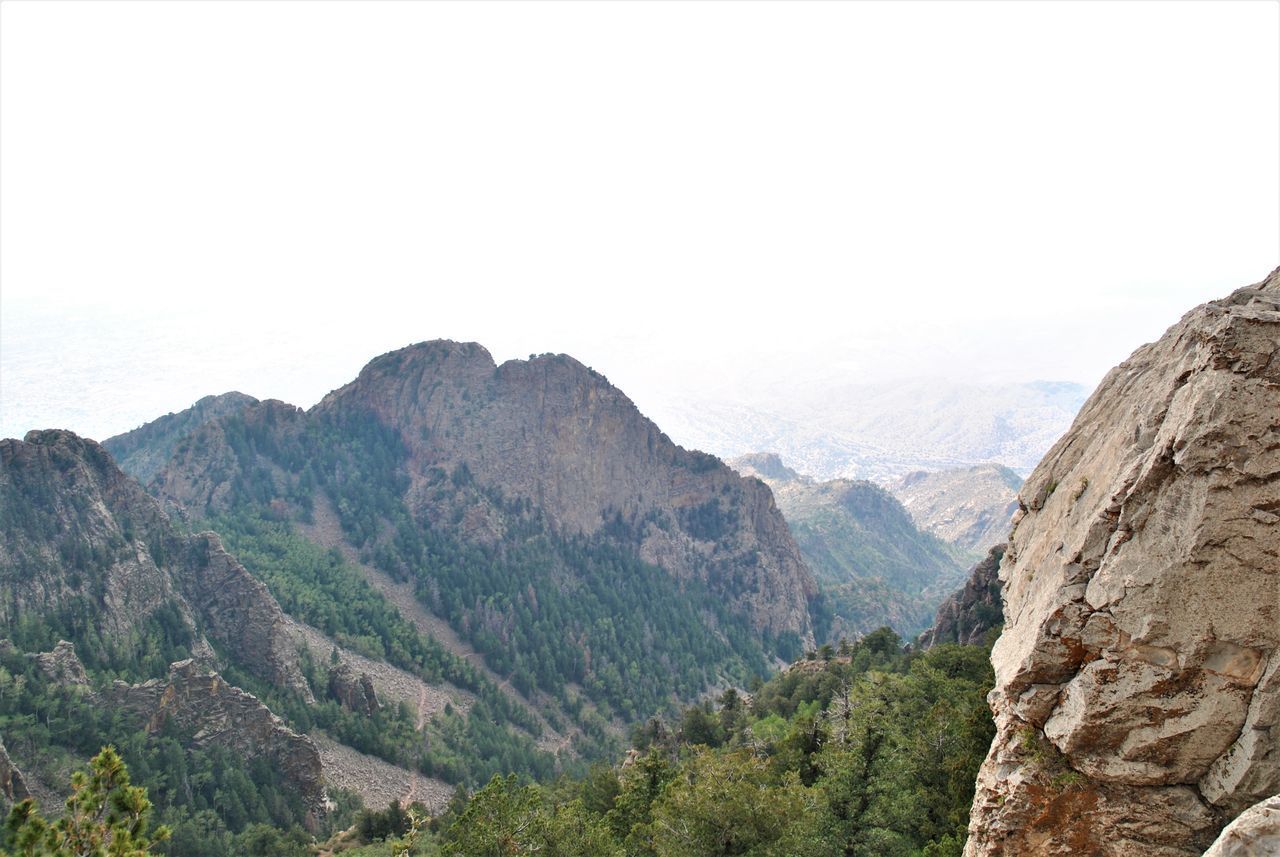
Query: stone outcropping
[[327, 662, 381, 717], [109, 659, 328, 820], [0, 430, 311, 699], [0, 736, 30, 806], [1202, 794, 1280, 857], [31, 640, 90, 686], [918, 544, 1004, 649], [965, 269, 1280, 855]]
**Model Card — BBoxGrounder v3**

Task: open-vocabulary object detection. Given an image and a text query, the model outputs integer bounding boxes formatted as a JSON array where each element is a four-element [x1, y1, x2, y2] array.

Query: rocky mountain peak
[[964, 268, 1280, 855]]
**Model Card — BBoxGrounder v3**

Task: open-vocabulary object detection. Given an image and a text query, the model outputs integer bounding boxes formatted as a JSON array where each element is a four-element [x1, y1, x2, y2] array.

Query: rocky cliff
[[0, 429, 310, 697], [964, 269, 1280, 855], [319, 344, 817, 643], [918, 544, 1004, 649], [108, 658, 327, 821]]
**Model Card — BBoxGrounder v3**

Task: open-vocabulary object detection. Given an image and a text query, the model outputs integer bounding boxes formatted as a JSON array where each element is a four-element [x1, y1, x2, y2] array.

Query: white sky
[[2, 0, 1278, 441]]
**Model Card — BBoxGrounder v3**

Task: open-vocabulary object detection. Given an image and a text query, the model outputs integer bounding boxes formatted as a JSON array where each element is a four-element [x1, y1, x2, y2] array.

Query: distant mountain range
[[889, 463, 1022, 553], [645, 379, 1087, 483]]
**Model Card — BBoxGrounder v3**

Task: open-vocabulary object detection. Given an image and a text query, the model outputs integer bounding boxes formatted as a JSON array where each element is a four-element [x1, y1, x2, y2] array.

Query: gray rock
[[965, 267, 1280, 856], [1203, 795, 1280, 857]]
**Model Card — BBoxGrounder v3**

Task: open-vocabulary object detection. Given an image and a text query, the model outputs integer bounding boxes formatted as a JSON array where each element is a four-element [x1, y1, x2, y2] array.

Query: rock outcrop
[[327, 662, 381, 717], [891, 464, 1023, 553], [0, 430, 310, 699], [1202, 794, 1280, 857], [0, 736, 29, 805], [964, 269, 1280, 855], [31, 640, 90, 686], [108, 659, 327, 821], [918, 544, 1004, 649]]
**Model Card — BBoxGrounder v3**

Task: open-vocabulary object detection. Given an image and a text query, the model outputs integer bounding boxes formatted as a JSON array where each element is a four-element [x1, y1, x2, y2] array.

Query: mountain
[[103, 391, 259, 484], [729, 452, 972, 640], [645, 378, 1087, 483], [107, 342, 819, 729], [965, 268, 1280, 855], [890, 464, 1022, 552], [0, 430, 325, 822]]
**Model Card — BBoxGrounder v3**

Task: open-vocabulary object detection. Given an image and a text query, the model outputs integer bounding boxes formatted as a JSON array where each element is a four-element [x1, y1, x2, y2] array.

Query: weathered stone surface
[[0, 430, 311, 699], [919, 544, 1005, 649], [109, 660, 328, 821], [327, 662, 380, 717], [965, 268, 1280, 856], [1202, 794, 1280, 857]]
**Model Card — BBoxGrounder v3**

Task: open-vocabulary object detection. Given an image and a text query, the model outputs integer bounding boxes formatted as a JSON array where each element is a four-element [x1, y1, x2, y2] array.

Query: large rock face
[[0, 429, 310, 698], [318, 344, 817, 643], [965, 269, 1280, 855]]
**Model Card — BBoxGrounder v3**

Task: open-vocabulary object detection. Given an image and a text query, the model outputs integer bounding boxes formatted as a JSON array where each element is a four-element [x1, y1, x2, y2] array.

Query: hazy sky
[[2, 1, 1277, 441]]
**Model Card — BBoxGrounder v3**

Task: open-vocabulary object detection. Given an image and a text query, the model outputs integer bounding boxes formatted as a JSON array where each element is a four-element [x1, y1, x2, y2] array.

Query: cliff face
[[318, 344, 817, 643], [965, 269, 1280, 855], [918, 544, 1004, 649], [0, 429, 310, 698]]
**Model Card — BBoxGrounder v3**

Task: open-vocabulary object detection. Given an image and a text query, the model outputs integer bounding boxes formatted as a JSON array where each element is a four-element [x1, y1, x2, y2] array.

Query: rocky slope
[[103, 391, 259, 484], [890, 464, 1022, 553], [108, 658, 327, 821], [729, 452, 971, 638], [314, 344, 817, 643], [0, 429, 308, 697], [964, 268, 1280, 855], [917, 544, 1004, 649]]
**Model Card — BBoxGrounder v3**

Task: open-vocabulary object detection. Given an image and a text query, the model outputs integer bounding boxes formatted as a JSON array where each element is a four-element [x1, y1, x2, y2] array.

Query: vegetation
[[201, 406, 776, 732], [332, 631, 996, 857]]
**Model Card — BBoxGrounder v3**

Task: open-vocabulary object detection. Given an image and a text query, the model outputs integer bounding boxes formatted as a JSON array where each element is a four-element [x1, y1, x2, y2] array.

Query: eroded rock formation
[[0, 430, 311, 699], [965, 268, 1280, 856], [0, 736, 29, 805], [108, 659, 328, 821], [919, 544, 1005, 649]]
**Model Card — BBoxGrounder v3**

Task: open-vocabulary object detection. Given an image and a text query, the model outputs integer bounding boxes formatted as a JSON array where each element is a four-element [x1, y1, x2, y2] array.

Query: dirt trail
[[295, 494, 571, 750]]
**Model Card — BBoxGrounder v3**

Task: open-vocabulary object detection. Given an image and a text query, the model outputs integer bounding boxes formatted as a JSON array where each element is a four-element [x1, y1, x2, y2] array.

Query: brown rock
[[327, 662, 381, 717], [109, 660, 328, 822], [965, 268, 1280, 856], [918, 544, 1005, 649], [1202, 794, 1280, 857]]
